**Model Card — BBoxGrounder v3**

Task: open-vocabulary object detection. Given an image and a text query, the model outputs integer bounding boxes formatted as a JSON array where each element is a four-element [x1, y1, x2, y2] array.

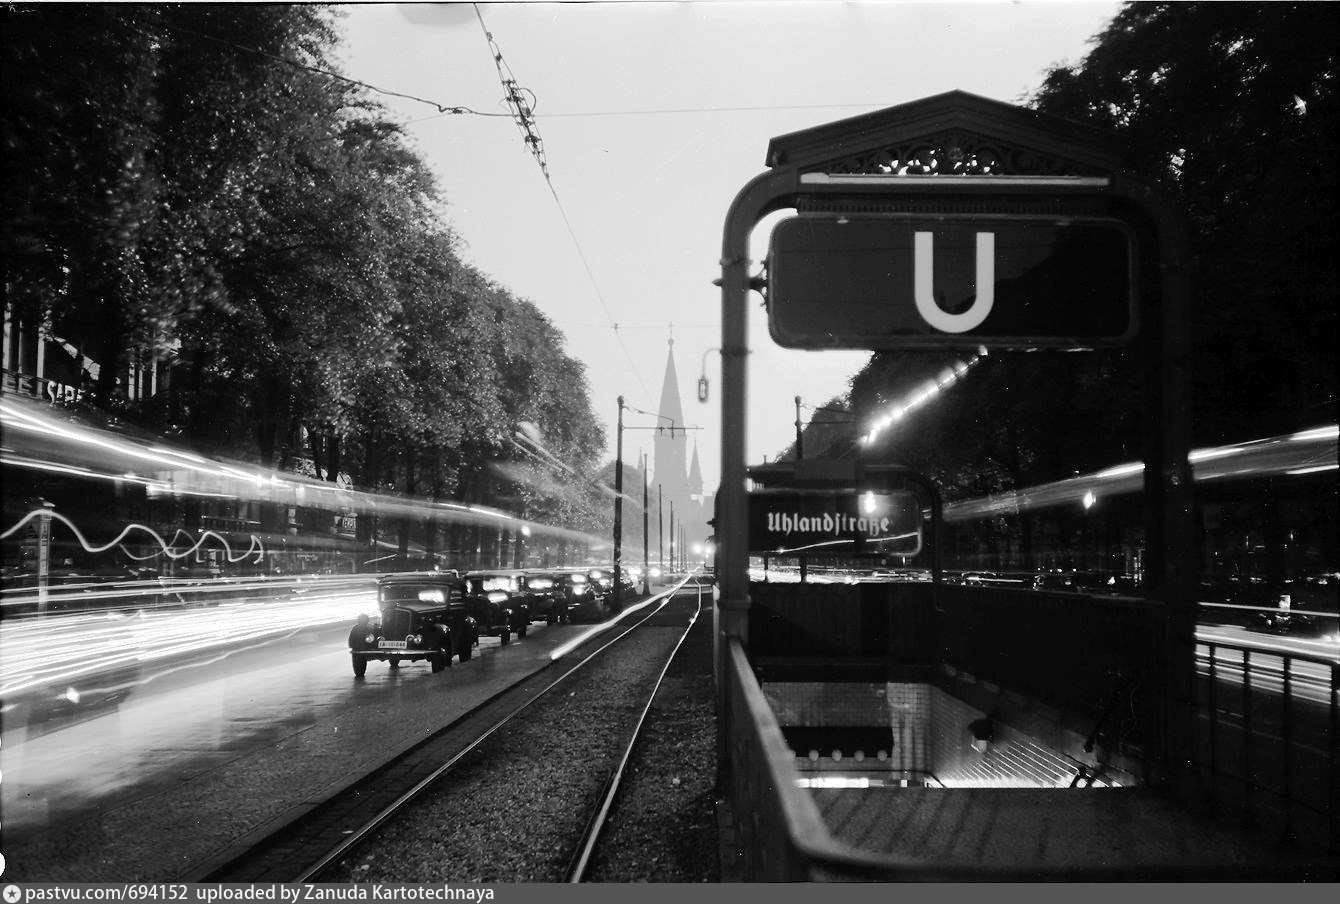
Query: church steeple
[[649, 333, 714, 561], [652, 337, 690, 519], [657, 338, 686, 437]]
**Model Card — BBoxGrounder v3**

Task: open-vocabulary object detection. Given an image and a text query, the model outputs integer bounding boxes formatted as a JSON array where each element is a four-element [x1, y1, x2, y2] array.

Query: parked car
[[544, 569, 605, 623], [462, 572, 531, 639], [516, 572, 569, 624], [585, 567, 614, 603], [352, 573, 478, 677]]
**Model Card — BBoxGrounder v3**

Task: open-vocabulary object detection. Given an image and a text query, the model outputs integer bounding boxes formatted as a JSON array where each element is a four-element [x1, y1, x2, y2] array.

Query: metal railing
[[1190, 637, 1339, 854], [721, 637, 1327, 880]]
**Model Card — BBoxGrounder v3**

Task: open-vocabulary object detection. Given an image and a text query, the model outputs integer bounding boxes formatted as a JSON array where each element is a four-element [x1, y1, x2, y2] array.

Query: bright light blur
[[862, 347, 988, 446], [0, 398, 605, 552], [0, 575, 376, 701], [945, 424, 1337, 522]]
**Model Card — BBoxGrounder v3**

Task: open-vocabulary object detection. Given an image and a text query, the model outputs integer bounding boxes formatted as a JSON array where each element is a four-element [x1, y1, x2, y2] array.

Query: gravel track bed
[[582, 603, 720, 882], [325, 602, 709, 883]]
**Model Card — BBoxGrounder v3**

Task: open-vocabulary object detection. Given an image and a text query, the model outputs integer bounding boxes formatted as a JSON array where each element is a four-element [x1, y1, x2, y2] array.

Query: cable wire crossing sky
[[336, 0, 1124, 490]]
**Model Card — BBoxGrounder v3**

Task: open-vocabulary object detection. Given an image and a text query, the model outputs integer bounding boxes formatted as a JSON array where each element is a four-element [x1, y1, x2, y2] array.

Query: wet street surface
[[0, 601, 617, 881]]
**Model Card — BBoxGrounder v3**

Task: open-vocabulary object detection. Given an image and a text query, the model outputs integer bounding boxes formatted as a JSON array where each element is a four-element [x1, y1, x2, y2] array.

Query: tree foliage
[[2, 4, 608, 533], [1029, 1, 1338, 443], [835, 2, 1336, 498]]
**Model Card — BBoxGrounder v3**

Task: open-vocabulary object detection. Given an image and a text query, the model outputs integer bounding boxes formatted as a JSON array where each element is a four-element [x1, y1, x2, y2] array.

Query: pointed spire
[[688, 442, 704, 496], [657, 337, 686, 435]]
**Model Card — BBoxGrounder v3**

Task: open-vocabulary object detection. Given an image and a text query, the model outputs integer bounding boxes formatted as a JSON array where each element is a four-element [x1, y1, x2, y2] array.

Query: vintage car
[[461, 572, 531, 639], [538, 569, 599, 622], [351, 573, 478, 677], [1249, 609, 1320, 636], [584, 567, 615, 604], [516, 572, 570, 625]]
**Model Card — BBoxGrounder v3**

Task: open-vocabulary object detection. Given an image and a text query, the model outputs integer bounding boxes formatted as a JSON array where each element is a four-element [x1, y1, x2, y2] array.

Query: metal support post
[[613, 396, 624, 609], [642, 453, 650, 594], [37, 500, 54, 615]]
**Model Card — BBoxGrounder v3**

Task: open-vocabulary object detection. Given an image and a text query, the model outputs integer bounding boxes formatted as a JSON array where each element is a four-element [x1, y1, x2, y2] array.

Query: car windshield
[[380, 583, 462, 604]]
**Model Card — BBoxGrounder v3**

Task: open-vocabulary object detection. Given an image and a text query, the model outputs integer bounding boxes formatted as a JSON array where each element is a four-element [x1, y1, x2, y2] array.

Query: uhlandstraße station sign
[[747, 488, 922, 558]]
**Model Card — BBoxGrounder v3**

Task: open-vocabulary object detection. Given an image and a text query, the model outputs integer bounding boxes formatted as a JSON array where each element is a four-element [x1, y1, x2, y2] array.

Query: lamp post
[[658, 484, 663, 577], [669, 501, 675, 573]]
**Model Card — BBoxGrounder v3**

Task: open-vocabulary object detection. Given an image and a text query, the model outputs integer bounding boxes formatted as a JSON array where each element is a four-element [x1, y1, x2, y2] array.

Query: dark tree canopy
[[2, 4, 609, 533], [1029, 1, 1338, 445], [822, 2, 1336, 499]]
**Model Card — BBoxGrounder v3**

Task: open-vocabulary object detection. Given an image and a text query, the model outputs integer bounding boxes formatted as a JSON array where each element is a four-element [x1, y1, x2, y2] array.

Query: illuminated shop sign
[[747, 489, 921, 557]]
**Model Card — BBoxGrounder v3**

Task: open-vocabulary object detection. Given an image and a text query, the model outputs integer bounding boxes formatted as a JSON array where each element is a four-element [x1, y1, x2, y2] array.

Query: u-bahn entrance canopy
[[715, 89, 1193, 786]]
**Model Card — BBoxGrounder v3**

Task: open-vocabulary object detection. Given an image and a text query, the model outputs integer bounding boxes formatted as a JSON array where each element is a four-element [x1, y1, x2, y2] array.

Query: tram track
[[195, 584, 710, 883]]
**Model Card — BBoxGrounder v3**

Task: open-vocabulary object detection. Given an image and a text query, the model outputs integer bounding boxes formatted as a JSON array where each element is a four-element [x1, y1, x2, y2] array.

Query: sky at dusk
[[334, 0, 1125, 491]]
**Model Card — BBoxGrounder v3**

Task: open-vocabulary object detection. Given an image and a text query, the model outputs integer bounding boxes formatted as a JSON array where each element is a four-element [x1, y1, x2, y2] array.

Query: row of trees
[[3, 5, 608, 534], [797, 2, 1336, 503]]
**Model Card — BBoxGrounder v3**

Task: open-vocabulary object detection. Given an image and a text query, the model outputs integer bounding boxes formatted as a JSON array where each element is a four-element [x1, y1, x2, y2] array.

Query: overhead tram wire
[[474, 4, 654, 408], [401, 101, 911, 127]]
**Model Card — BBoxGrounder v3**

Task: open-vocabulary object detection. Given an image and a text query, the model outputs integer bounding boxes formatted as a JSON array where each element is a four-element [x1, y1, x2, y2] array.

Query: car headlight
[[365, 633, 376, 644], [408, 634, 422, 645]]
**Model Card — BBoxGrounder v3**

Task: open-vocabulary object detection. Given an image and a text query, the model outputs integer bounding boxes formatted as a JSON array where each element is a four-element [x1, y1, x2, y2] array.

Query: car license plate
[[379, 640, 408, 650]]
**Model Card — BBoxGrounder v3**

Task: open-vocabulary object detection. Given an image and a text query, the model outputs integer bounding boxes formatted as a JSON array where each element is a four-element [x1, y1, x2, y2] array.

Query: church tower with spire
[[651, 337, 711, 561], [653, 338, 691, 508]]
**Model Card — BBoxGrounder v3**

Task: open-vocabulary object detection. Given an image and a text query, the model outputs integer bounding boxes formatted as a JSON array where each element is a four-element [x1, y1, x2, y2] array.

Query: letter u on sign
[[914, 231, 994, 333]]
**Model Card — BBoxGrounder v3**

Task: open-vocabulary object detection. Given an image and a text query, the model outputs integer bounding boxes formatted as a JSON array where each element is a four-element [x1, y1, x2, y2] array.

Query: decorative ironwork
[[803, 130, 1108, 178]]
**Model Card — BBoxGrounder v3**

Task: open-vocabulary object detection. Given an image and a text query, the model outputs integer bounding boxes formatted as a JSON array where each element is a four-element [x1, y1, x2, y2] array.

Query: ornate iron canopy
[[765, 90, 1127, 179]]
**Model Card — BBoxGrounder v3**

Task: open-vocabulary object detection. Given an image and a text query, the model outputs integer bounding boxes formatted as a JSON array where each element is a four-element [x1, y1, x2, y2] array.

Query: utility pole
[[669, 501, 675, 573], [795, 396, 808, 582], [641, 452, 650, 594], [613, 396, 624, 609], [36, 500, 54, 615], [658, 484, 664, 576]]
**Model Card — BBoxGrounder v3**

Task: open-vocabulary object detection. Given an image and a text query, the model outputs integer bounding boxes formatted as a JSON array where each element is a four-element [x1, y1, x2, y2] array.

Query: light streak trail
[[0, 509, 265, 563], [0, 581, 376, 701]]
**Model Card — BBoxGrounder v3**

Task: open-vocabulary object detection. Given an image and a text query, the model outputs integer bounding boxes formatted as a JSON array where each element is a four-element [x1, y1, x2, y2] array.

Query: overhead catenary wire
[[404, 100, 911, 126], [473, 4, 654, 408]]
